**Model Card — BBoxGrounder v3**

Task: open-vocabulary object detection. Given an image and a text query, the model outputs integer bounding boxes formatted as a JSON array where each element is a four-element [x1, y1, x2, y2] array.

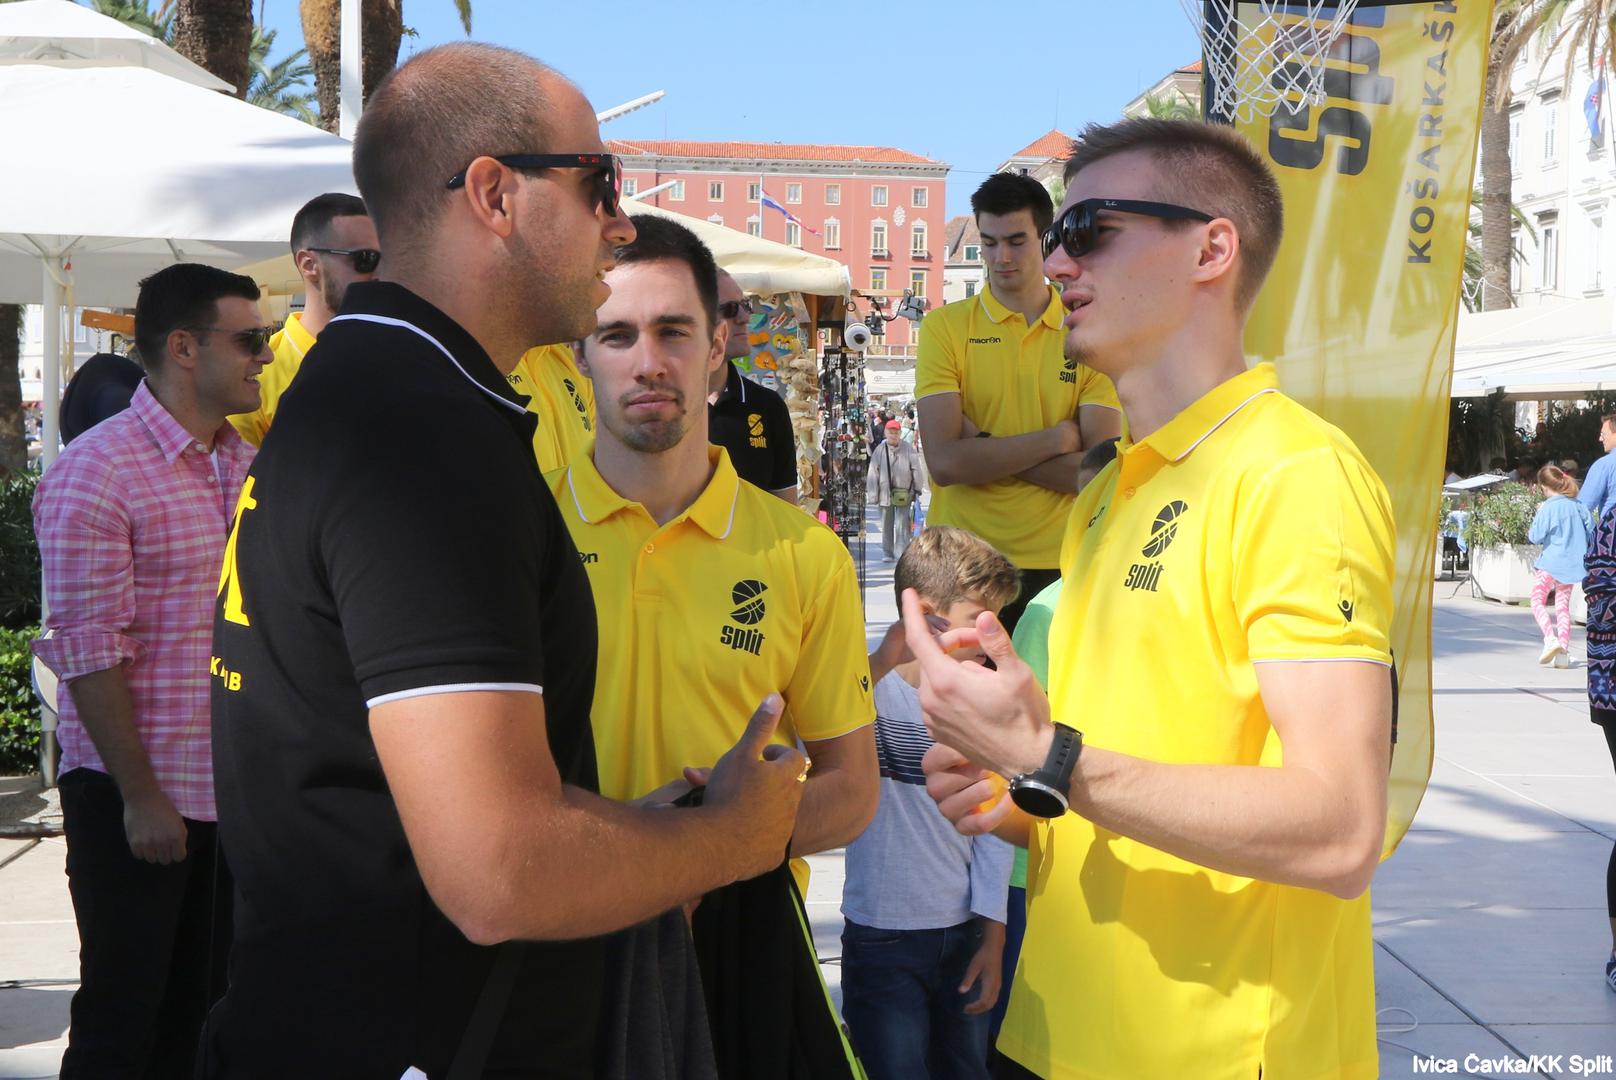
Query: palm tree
[[0, 306, 23, 478], [1480, 6, 1525, 311], [249, 24, 317, 123], [1143, 91, 1201, 122], [172, 0, 254, 97], [1464, 187, 1534, 313], [299, 0, 470, 133], [88, 0, 173, 39]]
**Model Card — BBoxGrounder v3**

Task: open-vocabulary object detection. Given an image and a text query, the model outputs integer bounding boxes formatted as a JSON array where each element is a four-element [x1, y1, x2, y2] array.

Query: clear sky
[[259, 0, 1204, 220]]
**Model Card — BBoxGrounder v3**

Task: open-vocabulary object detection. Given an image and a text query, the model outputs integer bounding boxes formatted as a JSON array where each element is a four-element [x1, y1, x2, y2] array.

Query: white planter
[[1471, 544, 1541, 603]]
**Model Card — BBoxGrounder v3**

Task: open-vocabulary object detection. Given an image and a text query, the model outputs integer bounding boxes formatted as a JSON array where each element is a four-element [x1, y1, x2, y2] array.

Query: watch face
[[1011, 779, 1067, 819]]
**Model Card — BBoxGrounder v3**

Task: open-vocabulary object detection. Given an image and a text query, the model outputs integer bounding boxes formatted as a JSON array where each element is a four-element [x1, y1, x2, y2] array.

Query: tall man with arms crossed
[[916, 173, 1121, 630], [913, 119, 1397, 1080], [204, 45, 807, 1078], [560, 215, 877, 1077]]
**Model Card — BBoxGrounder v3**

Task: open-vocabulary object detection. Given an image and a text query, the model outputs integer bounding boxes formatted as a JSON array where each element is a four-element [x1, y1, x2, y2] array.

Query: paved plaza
[[5, 514, 1616, 1078]]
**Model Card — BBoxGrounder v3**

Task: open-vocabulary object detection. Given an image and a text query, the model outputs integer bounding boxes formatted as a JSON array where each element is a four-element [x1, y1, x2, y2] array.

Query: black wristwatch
[[1009, 724, 1082, 819]]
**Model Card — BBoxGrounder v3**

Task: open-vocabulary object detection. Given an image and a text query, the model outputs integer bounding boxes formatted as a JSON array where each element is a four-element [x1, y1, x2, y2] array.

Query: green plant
[[0, 625, 40, 775], [1462, 482, 1545, 547], [0, 473, 39, 630]]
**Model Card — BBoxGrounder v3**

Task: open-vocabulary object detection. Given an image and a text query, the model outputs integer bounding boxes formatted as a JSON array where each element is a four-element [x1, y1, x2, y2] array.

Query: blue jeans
[[840, 919, 991, 1080]]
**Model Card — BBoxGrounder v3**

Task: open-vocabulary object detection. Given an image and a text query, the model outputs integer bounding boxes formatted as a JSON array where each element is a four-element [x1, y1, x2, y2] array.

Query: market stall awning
[[1452, 295, 1616, 398]]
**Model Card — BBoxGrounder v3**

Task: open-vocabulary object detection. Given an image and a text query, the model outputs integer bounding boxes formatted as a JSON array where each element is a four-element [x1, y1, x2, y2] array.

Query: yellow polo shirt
[[510, 344, 595, 473], [548, 444, 874, 802], [915, 283, 1119, 570], [229, 311, 316, 447], [999, 363, 1394, 1080]]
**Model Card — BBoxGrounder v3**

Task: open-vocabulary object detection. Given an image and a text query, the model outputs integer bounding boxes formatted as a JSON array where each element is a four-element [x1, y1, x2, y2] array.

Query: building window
[[1542, 95, 1560, 167], [669, 179, 685, 201], [747, 215, 761, 238], [912, 187, 928, 208], [748, 182, 761, 201], [786, 183, 802, 204], [1509, 105, 1523, 177], [623, 177, 639, 197], [872, 185, 888, 207], [911, 221, 928, 255], [1540, 217, 1559, 290], [1589, 216, 1603, 290], [871, 268, 888, 292], [871, 220, 888, 255], [785, 221, 801, 247], [824, 218, 841, 249], [708, 214, 725, 226], [825, 184, 841, 205], [708, 181, 724, 201], [963, 244, 980, 261], [965, 280, 977, 298], [910, 270, 927, 297]]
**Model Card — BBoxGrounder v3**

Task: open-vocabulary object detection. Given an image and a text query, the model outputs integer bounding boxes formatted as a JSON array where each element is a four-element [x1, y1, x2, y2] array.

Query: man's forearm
[[1016, 451, 1084, 494], [1056, 746, 1384, 898], [928, 429, 1066, 487], [67, 666, 163, 800], [789, 766, 877, 856]]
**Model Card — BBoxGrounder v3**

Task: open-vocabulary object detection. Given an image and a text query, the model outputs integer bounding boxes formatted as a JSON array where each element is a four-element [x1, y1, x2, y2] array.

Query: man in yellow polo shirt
[[908, 118, 1396, 1080], [916, 172, 1121, 630], [229, 193, 378, 445], [508, 342, 596, 472], [554, 213, 877, 1076]]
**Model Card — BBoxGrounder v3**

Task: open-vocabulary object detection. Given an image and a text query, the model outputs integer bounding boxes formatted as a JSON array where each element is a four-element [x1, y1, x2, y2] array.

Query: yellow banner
[[1233, 0, 1491, 855]]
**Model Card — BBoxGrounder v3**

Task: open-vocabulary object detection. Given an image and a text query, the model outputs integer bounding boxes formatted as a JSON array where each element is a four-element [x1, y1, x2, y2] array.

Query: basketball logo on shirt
[[1124, 501, 1188, 594], [748, 412, 767, 449], [721, 580, 768, 655], [1060, 356, 1078, 385], [563, 378, 593, 432]]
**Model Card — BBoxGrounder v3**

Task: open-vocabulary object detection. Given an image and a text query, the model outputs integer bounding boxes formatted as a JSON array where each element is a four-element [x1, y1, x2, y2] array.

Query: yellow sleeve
[[783, 537, 876, 743], [1077, 364, 1120, 411], [1232, 447, 1396, 663], [228, 408, 267, 447], [914, 307, 962, 399]]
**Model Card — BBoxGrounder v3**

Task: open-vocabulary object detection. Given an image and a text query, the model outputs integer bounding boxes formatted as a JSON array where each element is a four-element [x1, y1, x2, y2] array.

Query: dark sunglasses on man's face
[[718, 299, 755, 321], [1041, 198, 1216, 261], [189, 325, 273, 354], [445, 152, 623, 217], [306, 247, 382, 274]]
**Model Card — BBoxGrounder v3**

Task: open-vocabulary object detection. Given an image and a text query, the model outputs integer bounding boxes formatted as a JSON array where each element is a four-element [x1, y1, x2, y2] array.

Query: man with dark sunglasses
[[203, 43, 807, 1078], [229, 192, 379, 446], [707, 268, 798, 502], [915, 172, 1121, 634], [914, 119, 1396, 1080]]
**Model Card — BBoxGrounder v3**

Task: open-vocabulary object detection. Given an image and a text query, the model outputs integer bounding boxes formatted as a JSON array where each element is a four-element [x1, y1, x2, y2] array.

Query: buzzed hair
[[1064, 118, 1284, 311], [353, 43, 558, 244], [290, 192, 369, 253]]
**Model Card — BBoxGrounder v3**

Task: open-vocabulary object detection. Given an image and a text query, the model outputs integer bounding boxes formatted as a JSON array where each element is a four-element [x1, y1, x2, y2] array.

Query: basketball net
[[1183, 0, 1364, 124]]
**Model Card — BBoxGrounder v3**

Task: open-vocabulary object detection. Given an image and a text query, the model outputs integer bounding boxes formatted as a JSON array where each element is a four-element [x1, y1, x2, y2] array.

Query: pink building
[[608, 139, 950, 355]]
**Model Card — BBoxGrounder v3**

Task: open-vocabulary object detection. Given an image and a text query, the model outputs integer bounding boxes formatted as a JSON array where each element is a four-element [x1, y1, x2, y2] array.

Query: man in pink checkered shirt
[[33, 263, 270, 1078]]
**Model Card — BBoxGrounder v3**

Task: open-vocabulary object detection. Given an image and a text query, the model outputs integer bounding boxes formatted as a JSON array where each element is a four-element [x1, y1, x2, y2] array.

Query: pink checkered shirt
[[33, 383, 254, 822]]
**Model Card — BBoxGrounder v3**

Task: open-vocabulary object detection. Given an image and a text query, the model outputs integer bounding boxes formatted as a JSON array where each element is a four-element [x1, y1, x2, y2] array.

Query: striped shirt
[[33, 382, 253, 821]]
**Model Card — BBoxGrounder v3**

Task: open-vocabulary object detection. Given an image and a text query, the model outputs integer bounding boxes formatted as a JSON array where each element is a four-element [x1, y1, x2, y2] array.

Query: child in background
[[1530, 463, 1596, 668], [991, 436, 1119, 1042], [844, 527, 1021, 1080]]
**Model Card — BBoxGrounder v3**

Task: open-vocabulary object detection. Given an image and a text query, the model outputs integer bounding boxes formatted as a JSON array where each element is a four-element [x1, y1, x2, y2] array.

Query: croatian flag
[[760, 191, 821, 236], [1588, 74, 1605, 141]]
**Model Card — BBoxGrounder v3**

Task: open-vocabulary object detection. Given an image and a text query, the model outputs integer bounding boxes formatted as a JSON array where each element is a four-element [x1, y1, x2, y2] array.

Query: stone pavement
[[5, 509, 1616, 1078]]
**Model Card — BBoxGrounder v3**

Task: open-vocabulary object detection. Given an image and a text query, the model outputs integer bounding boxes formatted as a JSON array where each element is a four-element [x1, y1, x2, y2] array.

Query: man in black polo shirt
[[204, 43, 807, 1079], [707, 268, 798, 502]]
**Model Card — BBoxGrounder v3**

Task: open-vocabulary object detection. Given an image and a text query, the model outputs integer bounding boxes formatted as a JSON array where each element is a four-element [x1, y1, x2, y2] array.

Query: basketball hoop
[[1182, 0, 1364, 125]]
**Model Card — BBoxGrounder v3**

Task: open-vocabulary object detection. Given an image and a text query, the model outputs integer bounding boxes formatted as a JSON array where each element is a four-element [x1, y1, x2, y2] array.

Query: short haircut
[[290, 192, 369, 253], [971, 172, 1055, 235], [133, 263, 260, 369], [893, 526, 1020, 613], [1602, 413, 1616, 432], [1064, 118, 1284, 311], [615, 213, 720, 329], [1538, 463, 1580, 498], [1080, 436, 1120, 476], [353, 43, 557, 244]]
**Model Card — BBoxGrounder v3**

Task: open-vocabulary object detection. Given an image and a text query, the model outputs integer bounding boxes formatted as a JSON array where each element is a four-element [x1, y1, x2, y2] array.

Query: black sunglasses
[[1041, 198, 1215, 261], [718, 298, 755, 320], [445, 152, 623, 217], [306, 247, 381, 274], [188, 325, 273, 354]]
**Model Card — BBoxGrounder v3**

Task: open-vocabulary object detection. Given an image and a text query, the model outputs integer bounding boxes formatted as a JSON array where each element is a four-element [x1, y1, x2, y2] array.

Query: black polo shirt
[[206, 282, 604, 1078], [708, 361, 796, 492]]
